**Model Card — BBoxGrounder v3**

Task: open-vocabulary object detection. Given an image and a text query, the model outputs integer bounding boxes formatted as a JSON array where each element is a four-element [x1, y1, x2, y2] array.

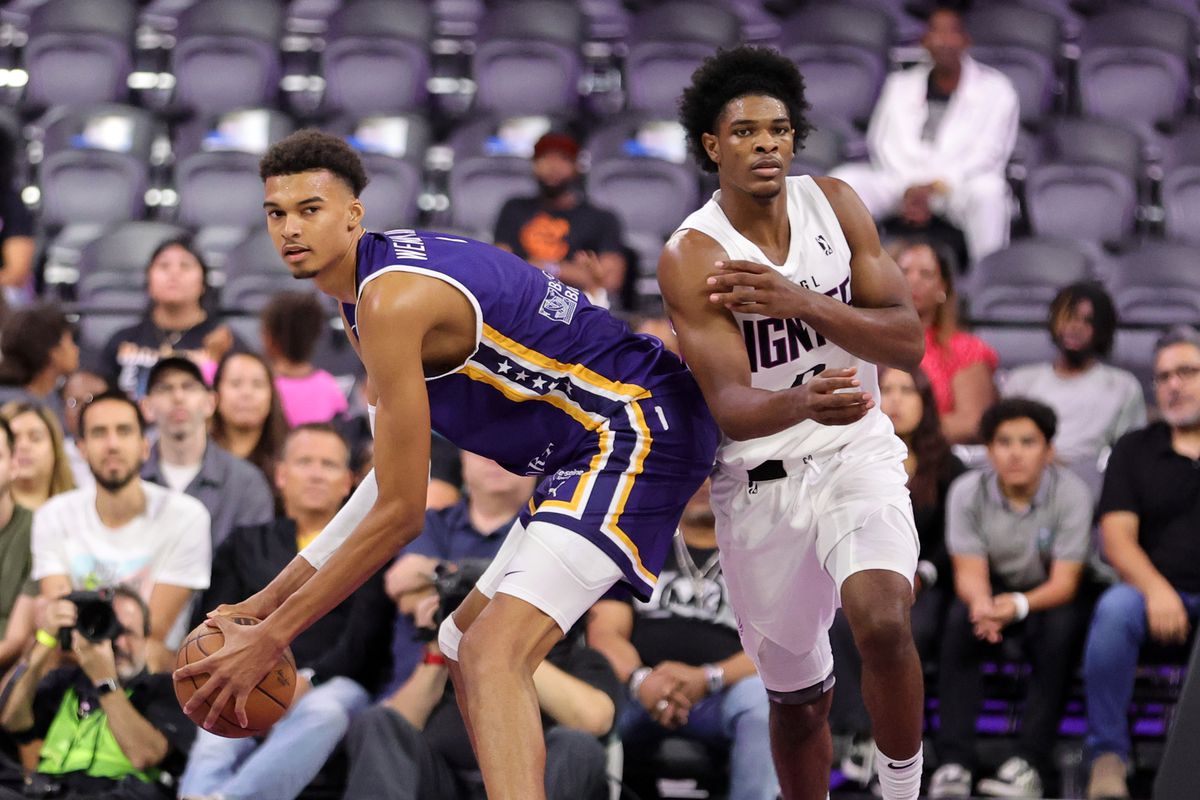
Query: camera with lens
[[57, 588, 122, 649], [414, 559, 490, 642]]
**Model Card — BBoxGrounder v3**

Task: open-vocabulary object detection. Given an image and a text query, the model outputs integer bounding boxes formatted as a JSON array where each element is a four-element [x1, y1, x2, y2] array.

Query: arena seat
[[974, 325, 1058, 372], [172, 0, 284, 115], [624, 1, 741, 115], [22, 0, 135, 112], [779, 4, 891, 127], [325, 113, 432, 232], [321, 0, 431, 117], [221, 228, 296, 314], [473, 0, 584, 116], [967, 3, 1062, 127], [1161, 119, 1200, 247], [1109, 241, 1200, 327], [965, 237, 1091, 324], [1078, 5, 1193, 133]]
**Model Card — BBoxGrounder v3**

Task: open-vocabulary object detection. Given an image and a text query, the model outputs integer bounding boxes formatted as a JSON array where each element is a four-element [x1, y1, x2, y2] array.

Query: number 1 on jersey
[[653, 405, 670, 430]]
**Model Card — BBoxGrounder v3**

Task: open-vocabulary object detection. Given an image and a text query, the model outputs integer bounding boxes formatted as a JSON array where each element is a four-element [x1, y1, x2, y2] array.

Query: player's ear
[[701, 132, 720, 168], [348, 198, 364, 228]]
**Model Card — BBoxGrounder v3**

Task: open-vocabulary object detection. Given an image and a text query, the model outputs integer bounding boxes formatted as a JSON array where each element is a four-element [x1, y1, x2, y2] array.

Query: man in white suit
[[832, 6, 1019, 265]]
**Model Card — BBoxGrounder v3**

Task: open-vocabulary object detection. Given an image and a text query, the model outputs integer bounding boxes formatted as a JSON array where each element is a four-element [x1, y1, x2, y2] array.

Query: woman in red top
[[898, 241, 997, 443]]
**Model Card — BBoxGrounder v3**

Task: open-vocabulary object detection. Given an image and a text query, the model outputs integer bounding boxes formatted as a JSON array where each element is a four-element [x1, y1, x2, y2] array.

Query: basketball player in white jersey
[[658, 48, 928, 800]]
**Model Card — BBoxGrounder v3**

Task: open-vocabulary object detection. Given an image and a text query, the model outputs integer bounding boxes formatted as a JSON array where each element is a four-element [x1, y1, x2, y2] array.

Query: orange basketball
[[173, 616, 297, 738]]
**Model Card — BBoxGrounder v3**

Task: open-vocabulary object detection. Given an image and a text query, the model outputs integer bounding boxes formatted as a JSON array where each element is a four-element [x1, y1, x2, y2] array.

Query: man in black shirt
[[492, 132, 626, 305], [588, 481, 778, 800], [1083, 326, 1200, 800], [178, 424, 394, 800], [0, 586, 194, 799]]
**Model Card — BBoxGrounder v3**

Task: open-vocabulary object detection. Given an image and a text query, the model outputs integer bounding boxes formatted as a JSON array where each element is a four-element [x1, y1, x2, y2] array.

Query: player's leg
[[766, 670, 836, 800], [447, 520, 623, 800], [829, 507, 923, 800]]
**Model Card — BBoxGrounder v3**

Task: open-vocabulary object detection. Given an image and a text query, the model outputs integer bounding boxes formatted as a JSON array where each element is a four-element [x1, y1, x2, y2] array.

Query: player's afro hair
[[678, 46, 812, 174], [259, 129, 369, 196]]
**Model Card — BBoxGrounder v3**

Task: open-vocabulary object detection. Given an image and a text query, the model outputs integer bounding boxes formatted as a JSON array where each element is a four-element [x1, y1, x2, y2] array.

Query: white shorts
[[474, 519, 625, 633], [711, 435, 919, 694]]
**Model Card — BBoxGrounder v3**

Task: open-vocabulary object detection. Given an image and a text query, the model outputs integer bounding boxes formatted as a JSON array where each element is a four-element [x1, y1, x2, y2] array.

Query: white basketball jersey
[[674, 175, 893, 469]]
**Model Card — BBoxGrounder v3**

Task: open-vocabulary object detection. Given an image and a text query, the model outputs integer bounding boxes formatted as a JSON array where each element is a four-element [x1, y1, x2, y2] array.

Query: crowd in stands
[[0, 1, 1196, 799]]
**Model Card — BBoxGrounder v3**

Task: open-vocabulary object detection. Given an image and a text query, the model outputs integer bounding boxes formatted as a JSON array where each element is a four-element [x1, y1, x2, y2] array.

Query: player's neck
[[716, 182, 790, 258], [314, 228, 367, 304], [153, 304, 206, 332]]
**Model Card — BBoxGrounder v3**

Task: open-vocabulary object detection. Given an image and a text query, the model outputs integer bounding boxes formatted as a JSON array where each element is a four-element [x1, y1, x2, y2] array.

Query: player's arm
[[705, 178, 923, 371], [660, 230, 872, 441]]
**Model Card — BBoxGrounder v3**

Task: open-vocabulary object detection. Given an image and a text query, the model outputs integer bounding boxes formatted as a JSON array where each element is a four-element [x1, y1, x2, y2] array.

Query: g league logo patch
[[538, 278, 580, 325], [815, 234, 833, 256]]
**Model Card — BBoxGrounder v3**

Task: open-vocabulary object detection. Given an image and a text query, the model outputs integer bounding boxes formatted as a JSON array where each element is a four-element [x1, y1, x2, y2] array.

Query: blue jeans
[[178, 676, 370, 800], [618, 675, 779, 800], [1083, 583, 1200, 760]]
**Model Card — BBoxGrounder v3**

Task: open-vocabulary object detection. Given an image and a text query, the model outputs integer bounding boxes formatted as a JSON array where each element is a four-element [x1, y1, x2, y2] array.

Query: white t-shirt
[[159, 461, 202, 493], [31, 481, 213, 644]]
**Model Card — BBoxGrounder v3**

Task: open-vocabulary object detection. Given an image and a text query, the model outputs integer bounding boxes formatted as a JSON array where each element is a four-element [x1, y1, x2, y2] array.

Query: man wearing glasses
[[1083, 325, 1200, 800]]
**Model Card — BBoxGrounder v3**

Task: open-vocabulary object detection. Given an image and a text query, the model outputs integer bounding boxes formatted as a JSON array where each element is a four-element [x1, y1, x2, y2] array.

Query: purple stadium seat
[[974, 325, 1059, 371], [172, 0, 283, 115], [322, 0, 431, 116], [473, 1, 584, 116], [967, 4, 1062, 127], [779, 4, 891, 126], [22, 0, 135, 111], [624, 1, 740, 114], [965, 238, 1092, 324], [1110, 242, 1200, 326]]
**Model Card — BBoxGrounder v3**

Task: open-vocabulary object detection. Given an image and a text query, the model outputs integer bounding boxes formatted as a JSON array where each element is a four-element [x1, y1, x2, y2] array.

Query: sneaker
[[840, 734, 876, 786], [1087, 753, 1130, 799], [929, 763, 974, 799], [977, 756, 1044, 797]]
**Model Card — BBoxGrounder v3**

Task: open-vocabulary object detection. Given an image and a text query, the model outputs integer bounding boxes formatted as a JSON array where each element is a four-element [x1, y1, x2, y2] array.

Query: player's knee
[[457, 618, 519, 677], [767, 687, 830, 740], [853, 605, 912, 663], [437, 614, 464, 662]]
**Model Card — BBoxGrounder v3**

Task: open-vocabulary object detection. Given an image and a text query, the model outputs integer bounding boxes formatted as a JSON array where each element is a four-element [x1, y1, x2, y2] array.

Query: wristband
[[1011, 592, 1030, 622], [35, 629, 57, 649], [628, 666, 652, 696], [423, 652, 447, 666], [703, 663, 725, 694]]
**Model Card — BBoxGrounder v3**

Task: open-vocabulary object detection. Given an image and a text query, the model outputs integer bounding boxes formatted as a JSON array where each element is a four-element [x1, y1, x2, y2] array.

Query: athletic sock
[[874, 742, 922, 800]]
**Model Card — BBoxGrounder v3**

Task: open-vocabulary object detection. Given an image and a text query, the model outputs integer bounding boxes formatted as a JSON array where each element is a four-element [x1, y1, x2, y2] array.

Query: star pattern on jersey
[[531, 376, 547, 390], [514, 369, 529, 382], [497, 360, 512, 374]]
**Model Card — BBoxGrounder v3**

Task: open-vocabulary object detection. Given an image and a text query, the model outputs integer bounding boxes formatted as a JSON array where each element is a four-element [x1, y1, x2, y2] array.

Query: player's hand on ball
[[174, 615, 286, 729], [795, 368, 874, 425], [206, 591, 279, 623], [706, 260, 807, 318]]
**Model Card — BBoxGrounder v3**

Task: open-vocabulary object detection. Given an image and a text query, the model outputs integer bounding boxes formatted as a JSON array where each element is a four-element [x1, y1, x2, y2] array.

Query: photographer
[[179, 424, 394, 800], [0, 586, 194, 799], [342, 573, 619, 800]]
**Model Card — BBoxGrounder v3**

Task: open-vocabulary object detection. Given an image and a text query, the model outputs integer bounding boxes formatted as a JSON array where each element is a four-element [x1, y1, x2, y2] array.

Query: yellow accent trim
[[482, 325, 651, 399], [603, 400, 657, 584]]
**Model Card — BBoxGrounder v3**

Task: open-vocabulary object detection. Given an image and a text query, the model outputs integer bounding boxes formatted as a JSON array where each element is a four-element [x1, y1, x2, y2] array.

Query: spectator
[[493, 132, 626, 304], [830, 366, 964, 789], [831, 4, 1018, 264], [1003, 282, 1146, 499], [928, 398, 1094, 799], [0, 126, 34, 309], [58, 370, 110, 490], [31, 391, 211, 670], [381, 452, 535, 694], [0, 303, 79, 423], [210, 351, 289, 484], [588, 479, 779, 800], [139, 356, 273, 547], [343, 613, 616, 800], [261, 291, 348, 426], [0, 586, 195, 799], [99, 239, 241, 399], [1, 402, 75, 512], [1083, 326, 1200, 800], [899, 240, 997, 443], [0, 417, 34, 673], [179, 424, 393, 800]]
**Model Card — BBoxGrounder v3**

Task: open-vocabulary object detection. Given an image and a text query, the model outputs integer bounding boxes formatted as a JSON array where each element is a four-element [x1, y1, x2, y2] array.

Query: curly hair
[[1048, 281, 1117, 359], [0, 303, 73, 387], [259, 129, 369, 196], [678, 46, 812, 174], [261, 291, 327, 364]]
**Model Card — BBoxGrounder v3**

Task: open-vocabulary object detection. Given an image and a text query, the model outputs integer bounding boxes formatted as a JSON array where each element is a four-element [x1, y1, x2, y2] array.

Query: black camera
[[58, 588, 123, 649], [415, 559, 490, 642]]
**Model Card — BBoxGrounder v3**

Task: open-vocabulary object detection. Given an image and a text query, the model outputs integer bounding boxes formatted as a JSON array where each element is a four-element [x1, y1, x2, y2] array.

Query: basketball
[[173, 616, 298, 739]]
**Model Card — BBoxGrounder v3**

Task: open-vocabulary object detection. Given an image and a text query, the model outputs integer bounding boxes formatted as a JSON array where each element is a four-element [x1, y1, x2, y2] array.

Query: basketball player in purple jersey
[[659, 49, 927, 800], [174, 131, 719, 800]]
